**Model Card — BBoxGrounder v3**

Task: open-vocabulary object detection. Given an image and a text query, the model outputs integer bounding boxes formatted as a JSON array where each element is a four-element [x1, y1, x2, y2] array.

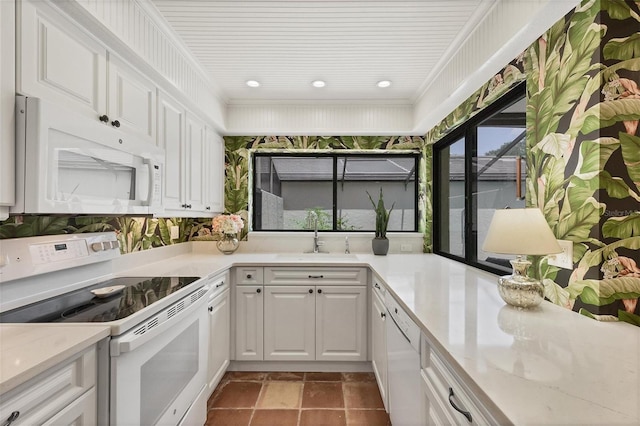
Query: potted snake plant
[[367, 188, 394, 255]]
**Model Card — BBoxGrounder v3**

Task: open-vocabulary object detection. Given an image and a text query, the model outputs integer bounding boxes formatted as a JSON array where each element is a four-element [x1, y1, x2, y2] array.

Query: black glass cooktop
[[0, 276, 201, 323]]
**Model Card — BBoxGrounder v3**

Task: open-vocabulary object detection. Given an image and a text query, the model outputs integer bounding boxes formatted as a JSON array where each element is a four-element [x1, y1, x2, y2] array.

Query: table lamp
[[482, 208, 562, 308]]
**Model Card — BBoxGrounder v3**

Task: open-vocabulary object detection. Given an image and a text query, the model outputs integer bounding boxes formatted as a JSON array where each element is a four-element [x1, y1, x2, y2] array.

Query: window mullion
[[333, 155, 338, 231]]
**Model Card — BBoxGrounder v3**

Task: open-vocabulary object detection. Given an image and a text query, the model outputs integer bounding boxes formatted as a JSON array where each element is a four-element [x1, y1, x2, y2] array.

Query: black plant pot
[[372, 238, 389, 255]]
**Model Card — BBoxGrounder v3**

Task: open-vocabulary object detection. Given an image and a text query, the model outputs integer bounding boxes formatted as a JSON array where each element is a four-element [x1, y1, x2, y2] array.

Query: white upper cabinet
[[0, 0, 15, 219], [107, 55, 157, 145], [17, 0, 107, 121], [204, 127, 225, 214], [157, 90, 186, 212], [185, 113, 206, 212], [18, 0, 156, 146]]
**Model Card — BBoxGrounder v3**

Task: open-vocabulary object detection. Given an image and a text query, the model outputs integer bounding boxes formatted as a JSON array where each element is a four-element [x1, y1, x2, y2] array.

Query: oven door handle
[[110, 289, 208, 356]]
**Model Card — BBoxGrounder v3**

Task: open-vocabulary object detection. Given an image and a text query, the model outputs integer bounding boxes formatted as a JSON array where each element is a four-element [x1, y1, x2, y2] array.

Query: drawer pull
[[381, 312, 386, 319], [308, 275, 324, 279], [309, 289, 313, 293], [4, 411, 19, 426], [448, 387, 472, 423], [246, 274, 252, 279], [374, 282, 380, 289], [208, 306, 213, 312], [256, 288, 261, 294], [215, 281, 224, 288]]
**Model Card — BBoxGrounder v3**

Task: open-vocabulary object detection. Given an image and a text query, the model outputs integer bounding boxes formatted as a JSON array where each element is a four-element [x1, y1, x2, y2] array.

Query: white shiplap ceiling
[[149, 0, 495, 103]]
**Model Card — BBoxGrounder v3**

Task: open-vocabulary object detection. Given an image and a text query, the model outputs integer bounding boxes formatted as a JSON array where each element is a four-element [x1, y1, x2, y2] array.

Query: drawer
[[264, 267, 366, 286], [0, 346, 96, 426], [422, 342, 495, 425], [234, 267, 263, 285]]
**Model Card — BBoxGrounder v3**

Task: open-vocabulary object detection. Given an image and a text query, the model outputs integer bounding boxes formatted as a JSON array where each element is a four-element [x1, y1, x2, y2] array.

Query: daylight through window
[[253, 153, 419, 232]]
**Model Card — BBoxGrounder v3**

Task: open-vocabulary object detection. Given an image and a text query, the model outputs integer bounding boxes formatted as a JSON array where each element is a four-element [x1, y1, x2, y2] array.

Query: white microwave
[[12, 96, 164, 215]]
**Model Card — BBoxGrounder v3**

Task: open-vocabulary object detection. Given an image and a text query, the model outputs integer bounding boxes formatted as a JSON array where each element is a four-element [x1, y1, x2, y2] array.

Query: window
[[253, 153, 419, 232], [434, 83, 525, 272]]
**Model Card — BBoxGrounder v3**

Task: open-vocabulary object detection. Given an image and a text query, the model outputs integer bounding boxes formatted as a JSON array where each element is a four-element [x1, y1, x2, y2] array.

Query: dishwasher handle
[[387, 308, 412, 345]]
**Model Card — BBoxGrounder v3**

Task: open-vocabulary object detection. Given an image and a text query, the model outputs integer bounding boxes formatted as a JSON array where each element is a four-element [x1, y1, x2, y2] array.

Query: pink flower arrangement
[[211, 214, 244, 235]]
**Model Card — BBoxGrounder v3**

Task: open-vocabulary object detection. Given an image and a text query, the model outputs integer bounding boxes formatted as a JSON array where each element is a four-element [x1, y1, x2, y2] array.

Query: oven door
[[109, 289, 209, 426]]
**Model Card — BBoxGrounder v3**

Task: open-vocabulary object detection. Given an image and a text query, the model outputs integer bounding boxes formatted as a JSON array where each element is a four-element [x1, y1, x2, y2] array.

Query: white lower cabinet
[[207, 284, 230, 394], [315, 285, 367, 361], [371, 279, 388, 410], [234, 267, 367, 363], [421, 333, 498, 425], [264, 286, 316, 361], [0, 346, 97, 426], [234, 285, 264, 361]]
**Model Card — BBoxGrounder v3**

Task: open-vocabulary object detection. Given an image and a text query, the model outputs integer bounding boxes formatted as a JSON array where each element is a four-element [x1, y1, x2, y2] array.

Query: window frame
[[251, 151, 420, 232], [433, 82, 526, 274]]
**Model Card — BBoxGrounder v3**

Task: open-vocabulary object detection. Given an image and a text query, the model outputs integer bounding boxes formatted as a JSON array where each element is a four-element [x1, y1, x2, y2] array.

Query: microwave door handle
[[143, 159, 154, 206]]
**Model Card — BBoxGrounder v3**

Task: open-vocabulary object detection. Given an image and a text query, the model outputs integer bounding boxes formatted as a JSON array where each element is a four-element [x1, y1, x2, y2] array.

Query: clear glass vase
[[216, 233, 239, 255]]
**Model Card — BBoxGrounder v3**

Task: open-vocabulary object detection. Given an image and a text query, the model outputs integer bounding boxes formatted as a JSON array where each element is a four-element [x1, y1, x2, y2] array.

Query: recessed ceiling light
[[311, 80, 326, 88], [246, 80, 260, 88], [377, 80, 392, 88]]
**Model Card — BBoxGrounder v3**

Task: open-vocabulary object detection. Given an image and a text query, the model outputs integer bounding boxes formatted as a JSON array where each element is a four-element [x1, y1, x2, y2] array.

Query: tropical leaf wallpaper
[[221, 135, 429, 249], [523, 0, 640, 326], [0, 215, 204, 252]]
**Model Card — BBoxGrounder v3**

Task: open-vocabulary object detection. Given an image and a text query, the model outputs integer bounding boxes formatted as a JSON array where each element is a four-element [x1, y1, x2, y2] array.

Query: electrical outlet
[[400, 244, 412, 252], [548, 240, 573, 269], [170, 226, 179, 240]]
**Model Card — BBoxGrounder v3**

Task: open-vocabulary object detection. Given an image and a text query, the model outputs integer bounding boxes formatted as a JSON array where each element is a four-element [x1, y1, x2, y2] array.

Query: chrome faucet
[[307, 211, 320, 253]]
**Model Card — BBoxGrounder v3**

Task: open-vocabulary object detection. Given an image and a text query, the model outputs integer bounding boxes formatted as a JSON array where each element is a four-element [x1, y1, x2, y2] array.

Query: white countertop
[[2, 247, 639, 425], [0, 324, 109, 394]]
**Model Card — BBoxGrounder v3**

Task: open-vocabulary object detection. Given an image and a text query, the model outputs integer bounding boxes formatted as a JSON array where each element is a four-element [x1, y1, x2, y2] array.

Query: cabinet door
[[205, 127, 225, 214], [18, 0, 107, 119], [157, 91, 185, 211], [371, 288, 388, 409], [264, 286, 315, 361], [185, 113, 206, 212], [0, 0, 14, 216], [108, 55, 156, 145], [316, 286, 367, 361], [41, 388, 96, 426], [208, 289, 230, 393], [234, 285, 264, 361]]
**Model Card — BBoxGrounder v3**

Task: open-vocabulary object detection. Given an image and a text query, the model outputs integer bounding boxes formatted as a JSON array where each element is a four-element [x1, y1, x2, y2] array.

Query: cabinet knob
[[381, 312, 386, 319], [256, 288, 261, 294], [206, 206, 211, 210], [309, 289, 313, 293], [99, 114, 109, 123], [186, 204, 192, 209], [448, 388, 472, 423], [246, 274, 252, 279], [3, 411, 19, 426], [111, 119, 121, 128], [208, 306, 213, 312], [317, 289, 322, 294]]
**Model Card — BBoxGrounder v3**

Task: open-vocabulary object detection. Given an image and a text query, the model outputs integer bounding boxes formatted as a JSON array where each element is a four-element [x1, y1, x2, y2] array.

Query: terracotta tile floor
[[206, 372, 391, 426]]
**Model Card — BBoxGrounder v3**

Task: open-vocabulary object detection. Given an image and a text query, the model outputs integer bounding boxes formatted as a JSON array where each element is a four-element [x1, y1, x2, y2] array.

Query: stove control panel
[[0, 232, 120, 282]]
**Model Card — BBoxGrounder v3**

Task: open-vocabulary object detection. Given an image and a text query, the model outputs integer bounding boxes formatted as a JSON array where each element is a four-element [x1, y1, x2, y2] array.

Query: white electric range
[[0, 232, 212, 426]]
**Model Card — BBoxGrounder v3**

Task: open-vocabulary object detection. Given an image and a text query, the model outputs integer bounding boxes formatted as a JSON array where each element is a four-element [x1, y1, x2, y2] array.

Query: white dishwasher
[[386, 293, 424, 426]]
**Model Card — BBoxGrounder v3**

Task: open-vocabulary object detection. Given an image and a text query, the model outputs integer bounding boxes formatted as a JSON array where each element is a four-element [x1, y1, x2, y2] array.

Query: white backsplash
[[192, 232, 425, 255]]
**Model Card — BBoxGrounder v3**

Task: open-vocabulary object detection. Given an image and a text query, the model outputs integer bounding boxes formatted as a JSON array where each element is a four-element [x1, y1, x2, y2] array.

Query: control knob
[[90, 242, 104, 252]]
